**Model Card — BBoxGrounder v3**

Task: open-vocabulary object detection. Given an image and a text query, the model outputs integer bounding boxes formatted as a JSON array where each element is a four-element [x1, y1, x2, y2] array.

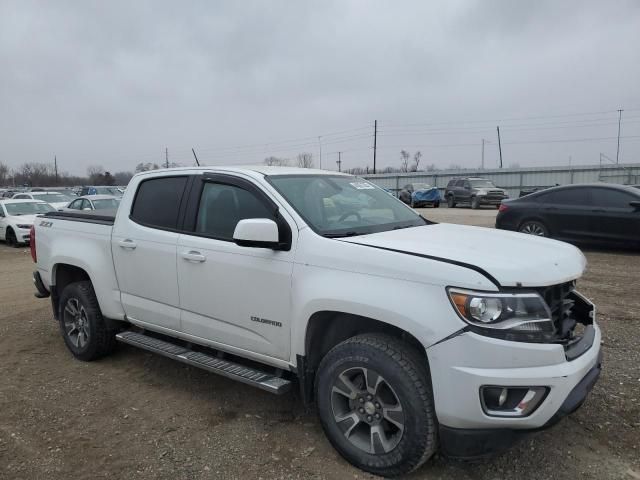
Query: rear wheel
[[58, 281, 117, 361], [316, 334, 437, 477], [446, 195, 456, 208], [518, 220, 548, 237]]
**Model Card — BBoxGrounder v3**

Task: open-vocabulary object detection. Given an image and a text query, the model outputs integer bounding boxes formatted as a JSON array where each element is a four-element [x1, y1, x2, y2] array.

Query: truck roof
[[133, 165, 351, 179]]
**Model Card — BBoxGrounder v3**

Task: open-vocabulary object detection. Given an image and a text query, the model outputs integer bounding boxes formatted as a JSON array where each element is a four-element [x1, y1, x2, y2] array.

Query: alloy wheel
[[63, 298, 90, 349]]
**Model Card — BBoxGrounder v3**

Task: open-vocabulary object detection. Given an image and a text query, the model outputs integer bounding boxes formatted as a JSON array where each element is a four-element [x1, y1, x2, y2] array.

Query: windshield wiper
[[322, 231, 361, 238]]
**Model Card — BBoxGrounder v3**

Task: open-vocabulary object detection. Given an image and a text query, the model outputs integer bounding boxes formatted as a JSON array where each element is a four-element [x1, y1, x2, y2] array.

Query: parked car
[[2, 189, 22, 198], [398, 183, 441, 208], [80, 186, 123, 197], [496, 183, 640, 247], [31, 167, 601, 477], [0, 199, 55, 246], [12, 191, 76, 210], [445, 177, 508, 209], [64, 195, 121, 211]]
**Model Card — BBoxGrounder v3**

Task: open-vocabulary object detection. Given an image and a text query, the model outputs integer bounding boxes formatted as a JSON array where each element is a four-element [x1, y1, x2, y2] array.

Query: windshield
[[269, 175, 427, 237], [92, 198, 120, 210], [5, 202, 55, 216], [412, 183, 431, 190], [32, 193, 74, 203], [469, 179, 497, 188], [95, 187, 122, 196]]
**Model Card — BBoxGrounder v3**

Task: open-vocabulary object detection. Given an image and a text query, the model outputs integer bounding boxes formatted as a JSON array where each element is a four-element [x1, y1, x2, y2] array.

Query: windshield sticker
[[350, 181, 375, 190]]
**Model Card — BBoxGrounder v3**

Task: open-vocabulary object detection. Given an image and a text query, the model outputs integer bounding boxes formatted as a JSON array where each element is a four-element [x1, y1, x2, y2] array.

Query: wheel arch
[[51, 263, 92, 320], [298, 311, 428, 405]]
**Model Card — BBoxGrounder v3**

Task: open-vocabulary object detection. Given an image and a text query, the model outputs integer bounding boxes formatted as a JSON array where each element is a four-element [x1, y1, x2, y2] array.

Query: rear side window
[[195, 182, 275, 240], [591, 188, 636, 209], [542, 188, 589, 206], [131, 176, 188, 229]]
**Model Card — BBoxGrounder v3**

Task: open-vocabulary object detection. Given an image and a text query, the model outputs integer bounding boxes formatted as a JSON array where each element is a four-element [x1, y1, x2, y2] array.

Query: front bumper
[[438, 353, 602, 458], [477, 195, 508, 205], [17, 228, 31, 243]]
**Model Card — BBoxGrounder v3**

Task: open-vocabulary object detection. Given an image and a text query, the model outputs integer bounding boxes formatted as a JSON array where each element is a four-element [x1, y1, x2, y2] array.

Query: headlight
[[16, 224, 32, 229], [448, 287, 555, 342]]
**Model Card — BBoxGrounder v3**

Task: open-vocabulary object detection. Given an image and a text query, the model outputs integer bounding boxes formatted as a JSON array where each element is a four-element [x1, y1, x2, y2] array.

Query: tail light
[[30, 226, 37, 263], [498, 204, 509, 213]]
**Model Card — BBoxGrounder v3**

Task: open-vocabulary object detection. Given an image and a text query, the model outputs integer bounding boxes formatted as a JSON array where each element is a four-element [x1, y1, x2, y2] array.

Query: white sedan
[[12, 191, 76, 210], [0, 199, 56, 247], [64, 195, 121, 211]]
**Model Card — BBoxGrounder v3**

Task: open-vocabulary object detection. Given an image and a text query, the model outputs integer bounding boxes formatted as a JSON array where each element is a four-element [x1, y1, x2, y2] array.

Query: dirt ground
[[1, 208, 639, 480]]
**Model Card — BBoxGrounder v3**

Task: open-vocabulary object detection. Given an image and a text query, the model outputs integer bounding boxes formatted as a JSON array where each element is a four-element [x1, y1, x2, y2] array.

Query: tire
[[471, 196, 480, 209], [410, 198, 415, 208], [518, 220, 548, 237], [315, 334, 437, 477], [446, 195, 456, 208], [6, 228, 18, 248], [433, 201, 440, 208], [58, 281, 117, 361]]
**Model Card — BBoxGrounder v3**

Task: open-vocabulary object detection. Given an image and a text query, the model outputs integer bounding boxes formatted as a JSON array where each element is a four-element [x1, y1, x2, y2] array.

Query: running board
[[115, 331, 291, 394]]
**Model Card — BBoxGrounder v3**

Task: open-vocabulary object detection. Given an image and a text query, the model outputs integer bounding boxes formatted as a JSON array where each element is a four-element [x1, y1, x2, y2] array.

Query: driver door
[[176, 174, 296, 360]]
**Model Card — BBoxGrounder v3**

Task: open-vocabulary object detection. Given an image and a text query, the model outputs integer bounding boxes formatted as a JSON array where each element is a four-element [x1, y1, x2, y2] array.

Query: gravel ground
[[1, 207, 638, 480]]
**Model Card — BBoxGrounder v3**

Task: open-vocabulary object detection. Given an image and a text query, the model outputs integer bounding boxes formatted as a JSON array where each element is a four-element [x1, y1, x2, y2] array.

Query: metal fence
[[362, 163, 640, 198]]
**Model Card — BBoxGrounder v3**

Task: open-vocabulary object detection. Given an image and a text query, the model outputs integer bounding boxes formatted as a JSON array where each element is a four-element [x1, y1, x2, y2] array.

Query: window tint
[[591, 188, 635, 209], [195, 182, 274, 240], [543, 188, 589, 206], [131, 176, 188, 229], [69, 200, 81, 209]]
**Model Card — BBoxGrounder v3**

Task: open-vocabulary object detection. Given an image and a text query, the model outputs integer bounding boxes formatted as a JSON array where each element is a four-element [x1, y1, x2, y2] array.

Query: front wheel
[[5, 228, 18, 247], [471, 196, 480, 209], [518, 220, 548, 237], [316, 334, 437, 477], [58, 281, 117, 361]]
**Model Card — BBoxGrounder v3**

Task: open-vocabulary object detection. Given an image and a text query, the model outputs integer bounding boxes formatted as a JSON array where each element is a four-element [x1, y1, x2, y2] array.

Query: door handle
[[181, 251, 206, 263], [118, 239, 137, 250]]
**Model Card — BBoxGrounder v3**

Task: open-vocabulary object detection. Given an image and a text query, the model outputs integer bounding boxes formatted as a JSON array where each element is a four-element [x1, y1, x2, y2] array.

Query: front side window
[[268, 175, 426, 237], [130, 176, 188, 229], [69, 200, 82, 209], [5, 202, 55, 215], [196, 182, 275, 240], [591, 188, 636, 209]]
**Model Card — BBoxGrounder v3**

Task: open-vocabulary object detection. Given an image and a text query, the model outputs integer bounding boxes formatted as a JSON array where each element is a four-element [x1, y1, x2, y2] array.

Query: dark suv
[[445, 177, 508, 209]]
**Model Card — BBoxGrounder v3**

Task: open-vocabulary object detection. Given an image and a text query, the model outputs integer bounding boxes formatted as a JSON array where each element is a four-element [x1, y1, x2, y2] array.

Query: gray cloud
[[1, 0, 639, 175]]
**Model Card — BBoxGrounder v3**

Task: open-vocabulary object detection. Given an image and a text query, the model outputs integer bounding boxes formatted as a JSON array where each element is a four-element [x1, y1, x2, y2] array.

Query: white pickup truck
[[31, 166, 601, 477]]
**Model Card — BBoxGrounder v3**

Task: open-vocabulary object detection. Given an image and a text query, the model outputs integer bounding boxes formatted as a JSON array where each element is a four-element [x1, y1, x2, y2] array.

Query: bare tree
[[425, 163, 438, 172], [113, 171, 134, 185], [135, 162, 161, 173], [0, 161, 8, 185], [448, 164, 462, 170], [400, 150, 410, 172], [296, 152, 314, 168], [264, 156, 289, 167], [412, 151, 422, 172]]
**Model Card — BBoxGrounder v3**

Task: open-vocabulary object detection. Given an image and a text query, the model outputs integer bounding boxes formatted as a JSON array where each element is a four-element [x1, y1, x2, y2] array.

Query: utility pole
[[496, 126, 503, 168], [616, 108, 623, 164], [54, 155, 58, 185], [318, 136, 322, 169], [165, 147, 169, 169], [336, 152, 342, 172], [373, 120, 377, 174], [481, 139, 490, 169]]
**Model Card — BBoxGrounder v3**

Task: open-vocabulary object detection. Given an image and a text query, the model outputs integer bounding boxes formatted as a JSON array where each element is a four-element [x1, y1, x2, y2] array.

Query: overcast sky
[[1, 0, 639, 175]]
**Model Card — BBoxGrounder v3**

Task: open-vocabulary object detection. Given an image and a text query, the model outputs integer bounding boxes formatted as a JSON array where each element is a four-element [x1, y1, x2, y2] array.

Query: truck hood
[[341, 223, 586, 287]]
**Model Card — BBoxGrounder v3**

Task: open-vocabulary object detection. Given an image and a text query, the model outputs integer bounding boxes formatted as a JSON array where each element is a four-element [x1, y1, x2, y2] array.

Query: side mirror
[[630, 201, 640, 210], [233, 218, 281, 249]]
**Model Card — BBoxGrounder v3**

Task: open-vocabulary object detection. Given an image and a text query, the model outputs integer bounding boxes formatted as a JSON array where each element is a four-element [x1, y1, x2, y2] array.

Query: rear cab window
[[130, 176, 189, 230]]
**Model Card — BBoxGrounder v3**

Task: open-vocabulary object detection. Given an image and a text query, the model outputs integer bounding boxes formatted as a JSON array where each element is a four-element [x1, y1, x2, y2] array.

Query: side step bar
[[115, 330, 291, 394]]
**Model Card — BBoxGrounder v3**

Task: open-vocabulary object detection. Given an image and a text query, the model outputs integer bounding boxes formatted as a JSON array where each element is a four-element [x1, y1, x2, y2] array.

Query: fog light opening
[[481, 386, 548, 417]]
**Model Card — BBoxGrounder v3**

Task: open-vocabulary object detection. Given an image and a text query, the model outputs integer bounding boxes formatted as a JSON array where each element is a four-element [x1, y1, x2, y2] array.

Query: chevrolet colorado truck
[[31, 166, 601, 477]]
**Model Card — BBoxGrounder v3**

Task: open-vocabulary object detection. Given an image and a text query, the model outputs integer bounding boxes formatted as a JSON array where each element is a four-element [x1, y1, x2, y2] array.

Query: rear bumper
[[439, 354, 602, 459]]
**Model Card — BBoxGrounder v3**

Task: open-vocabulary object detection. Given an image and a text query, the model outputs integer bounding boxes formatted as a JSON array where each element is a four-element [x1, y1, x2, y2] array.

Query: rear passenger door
[[176, 174, 295, 361], [540, 188, 592, 241], [111, 175, 190, 331]]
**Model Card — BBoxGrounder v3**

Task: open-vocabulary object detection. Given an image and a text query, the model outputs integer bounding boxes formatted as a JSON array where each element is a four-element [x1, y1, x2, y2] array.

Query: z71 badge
[[39, 221, 53, 228]]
